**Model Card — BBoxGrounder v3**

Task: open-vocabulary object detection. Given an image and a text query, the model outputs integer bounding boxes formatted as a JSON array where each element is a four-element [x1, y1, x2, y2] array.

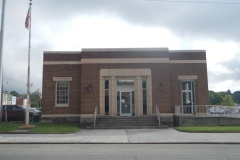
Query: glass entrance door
[[120, 91, 132, 116]]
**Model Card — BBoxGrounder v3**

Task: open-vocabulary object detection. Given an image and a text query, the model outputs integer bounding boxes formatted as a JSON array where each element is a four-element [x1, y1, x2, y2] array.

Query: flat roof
[[81, 48, 169, 52], [44, 51, 81, 54], [169, 50, 206, 53], [44, 48, 206, 54]]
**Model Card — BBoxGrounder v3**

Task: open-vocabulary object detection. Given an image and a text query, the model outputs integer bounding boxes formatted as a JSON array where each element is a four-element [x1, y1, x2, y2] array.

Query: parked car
[[2, 105, 25, 121], [1, 105, 41, 122], [29, 108, 42, 122], [29, 108, 42, 114], [37, 107, 42, 112], [209, 107, 232, 115], [22, 106, 42, 122]]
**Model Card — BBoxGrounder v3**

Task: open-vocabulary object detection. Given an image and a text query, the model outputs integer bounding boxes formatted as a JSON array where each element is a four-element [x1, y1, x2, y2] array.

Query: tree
[[10, 91, 20, 97], [233, 91, 240, 104], [226, 89, 232, 95], [209, 91, 222, 105], [30, 90, 42, 108], [220, 95, 235, 106], [208, 90, 235, 106]]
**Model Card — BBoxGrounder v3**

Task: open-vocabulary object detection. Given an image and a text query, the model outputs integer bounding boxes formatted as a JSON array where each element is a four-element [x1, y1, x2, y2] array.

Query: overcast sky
[[1, 0, 240, 94]]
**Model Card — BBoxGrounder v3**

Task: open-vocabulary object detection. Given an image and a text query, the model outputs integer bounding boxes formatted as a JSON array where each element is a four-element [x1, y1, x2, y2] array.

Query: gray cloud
[[33, 0, 240, 41], [207, 52, 240, 92], [220, 55, 240, 81]]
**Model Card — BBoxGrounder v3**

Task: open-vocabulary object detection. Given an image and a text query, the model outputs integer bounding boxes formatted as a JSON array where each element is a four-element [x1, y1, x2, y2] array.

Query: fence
[[175, 105, 240, 118]]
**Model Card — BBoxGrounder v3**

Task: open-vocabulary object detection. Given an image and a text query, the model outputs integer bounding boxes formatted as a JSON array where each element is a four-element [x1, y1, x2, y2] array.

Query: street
[[0, 144, 240, 160]]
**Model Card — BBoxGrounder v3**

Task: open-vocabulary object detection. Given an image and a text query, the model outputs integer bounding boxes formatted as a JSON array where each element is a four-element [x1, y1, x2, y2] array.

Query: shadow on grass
[[0, 122, 80, 134]]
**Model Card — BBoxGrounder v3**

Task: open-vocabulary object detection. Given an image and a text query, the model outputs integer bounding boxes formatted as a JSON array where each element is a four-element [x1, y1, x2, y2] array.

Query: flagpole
[[25, 0, 32, 126], [0, 0, 6, 122]]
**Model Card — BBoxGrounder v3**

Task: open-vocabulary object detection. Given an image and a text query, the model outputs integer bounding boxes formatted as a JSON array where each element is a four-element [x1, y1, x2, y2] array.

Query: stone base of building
[[160, 113, 174, 127], [173, 115, 240, 126], [41, 114, 91, 122], [40, 114, 175, 127]]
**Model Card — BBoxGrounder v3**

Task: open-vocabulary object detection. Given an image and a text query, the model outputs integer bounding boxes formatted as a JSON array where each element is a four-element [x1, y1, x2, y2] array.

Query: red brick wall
[[80, 64, 100, 114], [42, 49, 209, 115], [44, 52, 81, 61], [81, 50, 169, 59], [151, 63, 171, 113], [170, 63, 209, 108], [42, 64, 81, 114]]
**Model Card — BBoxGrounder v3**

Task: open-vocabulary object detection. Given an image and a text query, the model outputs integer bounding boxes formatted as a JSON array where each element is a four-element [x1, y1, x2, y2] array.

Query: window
[[105, 80, 109, 115], [181, 81, 195, 114], [55, 81, 69, 107], [131, 91, 135, 116], [117, 80, 134, 86], [142, 80, 147, 115]]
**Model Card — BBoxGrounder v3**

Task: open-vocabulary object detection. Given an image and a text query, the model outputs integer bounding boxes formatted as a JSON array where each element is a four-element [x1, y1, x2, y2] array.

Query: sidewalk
[[1, 128, 240, 144]]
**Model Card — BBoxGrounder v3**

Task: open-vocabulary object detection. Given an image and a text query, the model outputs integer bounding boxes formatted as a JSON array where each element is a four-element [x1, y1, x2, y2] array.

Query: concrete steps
[[86, 116, 168, 129]]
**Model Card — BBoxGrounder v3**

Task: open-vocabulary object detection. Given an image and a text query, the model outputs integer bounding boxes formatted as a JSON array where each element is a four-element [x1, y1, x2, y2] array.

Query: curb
[[1, 142, 240, 144]]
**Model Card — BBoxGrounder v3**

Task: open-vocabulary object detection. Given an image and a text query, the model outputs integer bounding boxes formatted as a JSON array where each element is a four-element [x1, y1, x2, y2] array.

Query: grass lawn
[[30, 123, 80, 133], [0, 122, 80, 133], [175, 126, 240, 133], [0, 122, 20, 132]]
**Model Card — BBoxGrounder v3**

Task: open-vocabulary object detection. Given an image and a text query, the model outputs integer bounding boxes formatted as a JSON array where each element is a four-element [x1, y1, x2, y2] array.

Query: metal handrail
[[155, 105, 161, 126], [93, 106, 98, 128]]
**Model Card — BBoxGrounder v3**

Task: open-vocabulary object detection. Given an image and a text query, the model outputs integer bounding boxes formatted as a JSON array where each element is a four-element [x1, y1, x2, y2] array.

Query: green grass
[[175, 126, 240, 133], [0, 122, 21, 132], [0, 122, 80, 133], [30, 123, 80, 133]]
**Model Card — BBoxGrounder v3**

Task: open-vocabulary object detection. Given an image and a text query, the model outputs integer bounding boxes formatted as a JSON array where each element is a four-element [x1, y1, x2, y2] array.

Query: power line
[[147, 0, 240, 5]]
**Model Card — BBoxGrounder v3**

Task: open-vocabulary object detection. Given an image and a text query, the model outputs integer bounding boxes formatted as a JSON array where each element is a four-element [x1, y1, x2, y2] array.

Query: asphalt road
[[0, 144, 240, 160]]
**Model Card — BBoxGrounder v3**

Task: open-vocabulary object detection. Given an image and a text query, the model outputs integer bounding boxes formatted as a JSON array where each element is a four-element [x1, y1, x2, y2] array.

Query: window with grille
[[55, 81, 69, 107], [181, 81, 195, 114]]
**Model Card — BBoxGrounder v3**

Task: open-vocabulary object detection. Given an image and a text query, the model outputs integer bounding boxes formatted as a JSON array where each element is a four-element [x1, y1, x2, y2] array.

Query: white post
[[0, 0, 6, 122], [4, 92, 7, 121]]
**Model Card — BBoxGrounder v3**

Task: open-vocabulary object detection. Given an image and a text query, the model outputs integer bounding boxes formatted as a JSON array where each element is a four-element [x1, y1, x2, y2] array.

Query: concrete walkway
[[1, 128, 240, 144]]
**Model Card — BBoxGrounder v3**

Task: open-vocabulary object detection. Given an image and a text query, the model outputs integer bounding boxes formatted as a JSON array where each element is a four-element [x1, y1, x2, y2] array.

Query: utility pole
[[0, 0, 6, 122]]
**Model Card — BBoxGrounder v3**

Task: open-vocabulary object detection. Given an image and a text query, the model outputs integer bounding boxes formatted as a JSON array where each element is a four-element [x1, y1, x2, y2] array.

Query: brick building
[[42, 48, 209, 124]]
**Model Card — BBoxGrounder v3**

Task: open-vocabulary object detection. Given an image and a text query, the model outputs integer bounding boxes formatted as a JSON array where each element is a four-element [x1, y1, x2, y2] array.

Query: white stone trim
[[53, 77, 72, 81], [79, 114, 94, 118], [178, 75, 197, 80], [160, 113, 174, 116], [81, 58, 169, 64], [99, 69, 152, 116], [100, 69, 151, 77], [41, 114, 94, 118], [44, 59, 206, 65]]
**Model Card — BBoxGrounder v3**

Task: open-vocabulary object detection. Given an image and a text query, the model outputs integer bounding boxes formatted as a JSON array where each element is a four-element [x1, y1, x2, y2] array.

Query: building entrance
[[117, 79, 135, 116], [120, 91, 132, 116]]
